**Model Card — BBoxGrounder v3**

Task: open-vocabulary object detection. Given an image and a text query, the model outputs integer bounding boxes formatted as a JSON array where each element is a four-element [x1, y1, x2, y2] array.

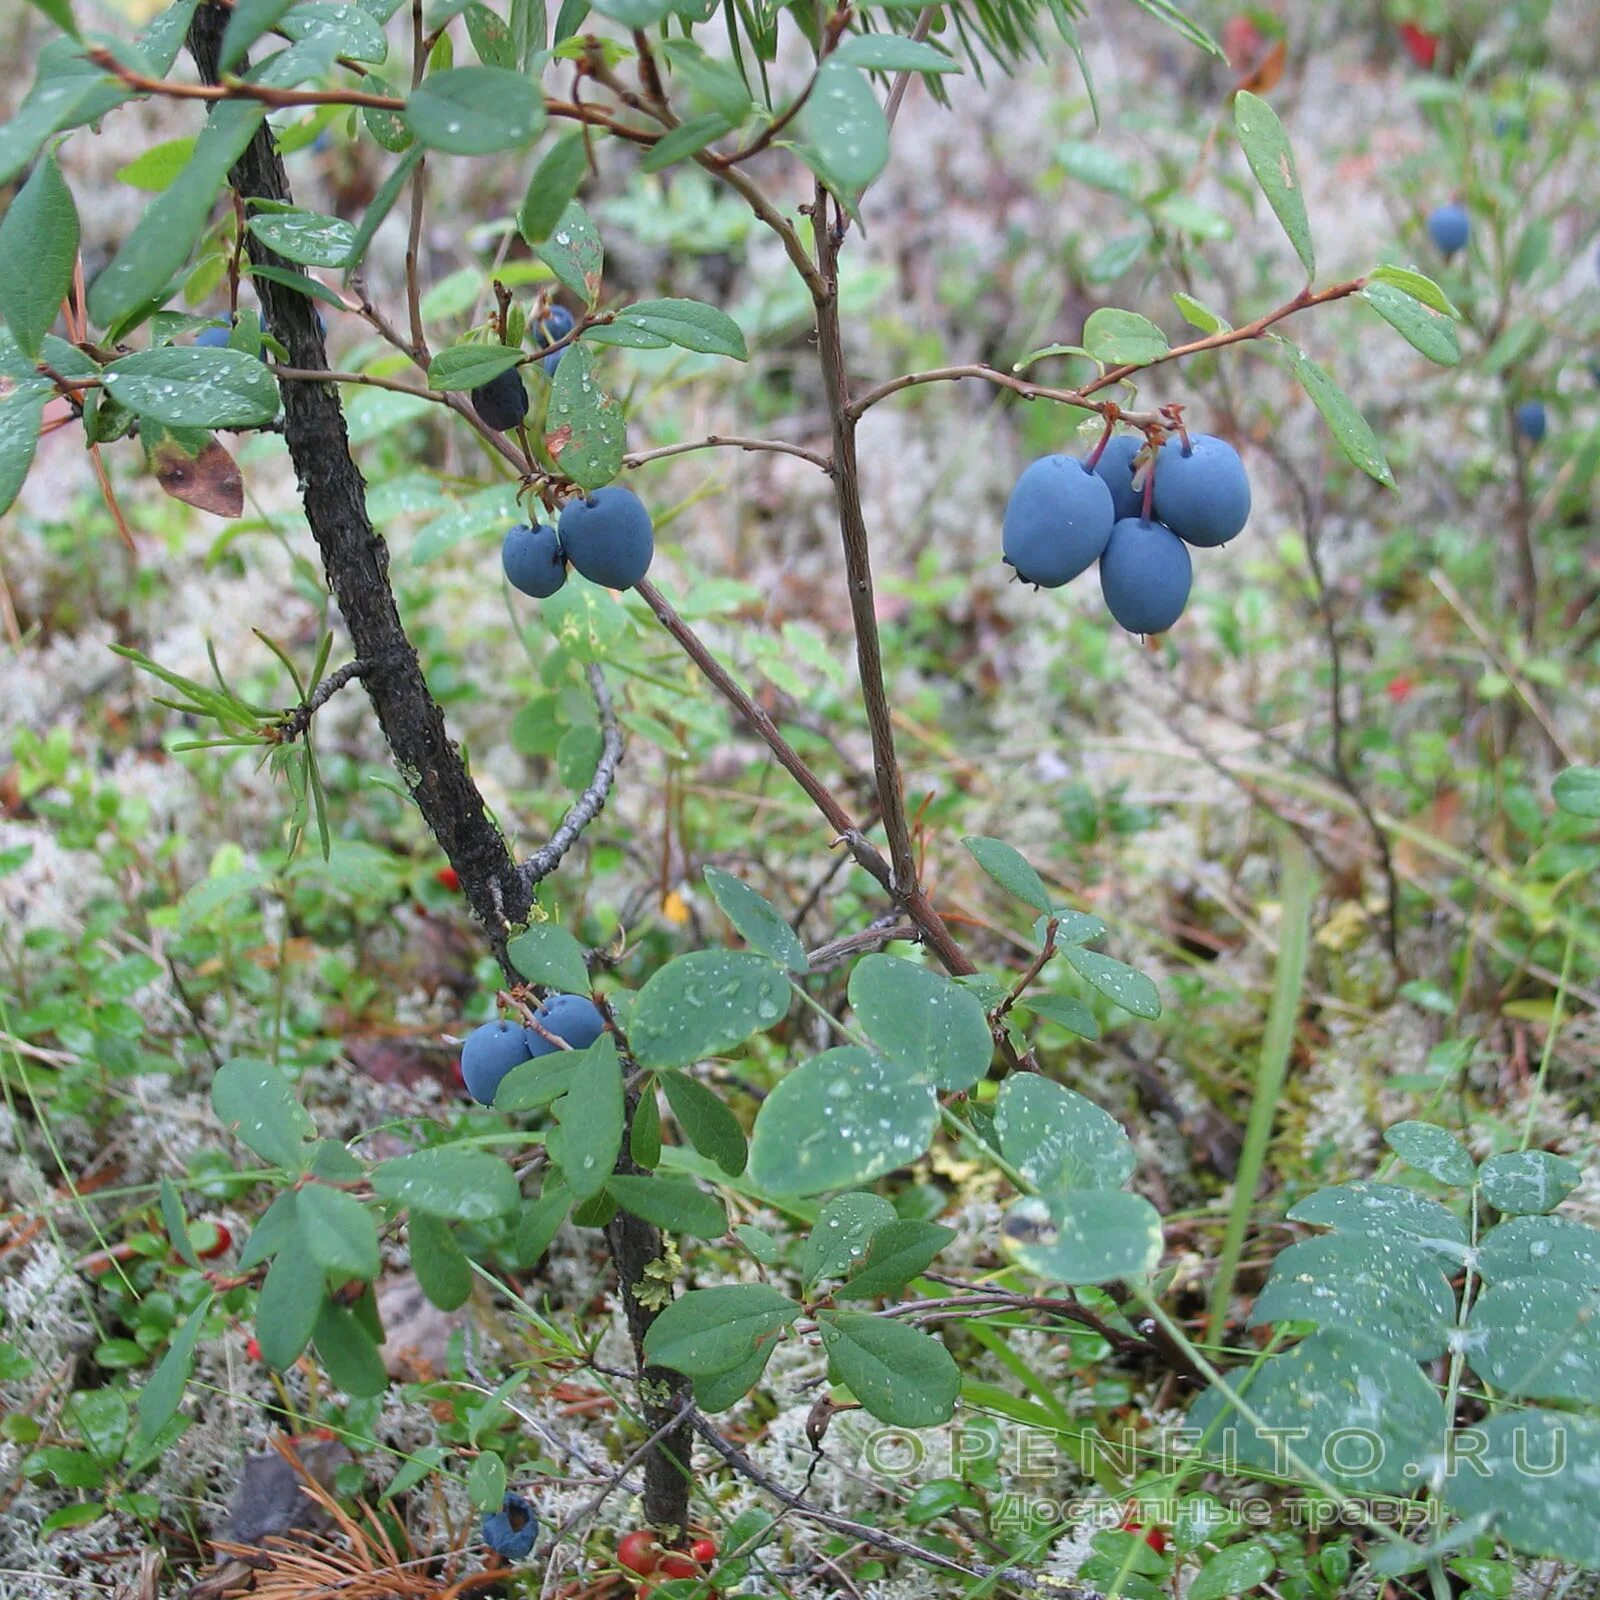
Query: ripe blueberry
[[502, 523, 567, 598], [1091, 434, 1146, 522], [1151, 433, 1251, 548], [195, 324, 232, 348], [558, 487, 655, 589], [537, 306, 576, 376], [481, 1492, 538, 1561], [471, 366, 530, 432], [1001, 455, 1116, 588], [460, 1019, 533, 1105], [1099, 517, 1193, 635], [526, 993, 606, 1056], [1427, 203, 1469, 258], [1513, 400, 1547, 442]]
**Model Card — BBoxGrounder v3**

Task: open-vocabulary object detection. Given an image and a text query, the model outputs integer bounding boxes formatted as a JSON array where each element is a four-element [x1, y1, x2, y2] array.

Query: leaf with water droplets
[[101, 347, 280, 429], [248, 208, 357, 268], [836, 1219, 954, 1300], [748, 1048, 937, 1196], [0, 151, 78, 361], [996, 1073, 1133, 1192], [405, 66, 545, 155], [630, 949, 790, 1070], [1383, 1120, 1475, 1188], [1363, 281, 1460, 367], [1280, 343, 1395, 488], [802, 1192, 897, 1290], [642, 1283, 800, 1377], [1477, 1150, 1581, 1215], [1478, 1215, 1600, 1288], [371, 1146, 520, 1221], [1467, 1276, 1600, 1402], [848, 954, 993, 1090], [547, 343, 624, 490], [612, 298, 748, 360], [704, 867, 807, 973], [817, 1310, 959, 1426], [211, 1057, 314, 1170], [1063, 944, 1160, 1020], [1288, 1181, 1468, 1258], [962, 835, 1052, 913], [0, 381, 48, 519], [1002, 1190, 1162, 1284], [536, 200, 603, 306], [797, 60, 889, 197], [506, 922, 591, 994], [1232, 90, 1314, 279]]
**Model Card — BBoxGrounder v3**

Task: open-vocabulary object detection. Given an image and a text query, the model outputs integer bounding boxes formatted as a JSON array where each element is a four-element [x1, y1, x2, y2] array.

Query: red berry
[[1385, 674, 1414, 705], [245, 1337, 262, 1361], [1399, 21, 1439, 68], [435, 866, 460, 891], [689, 1538, 716, 1564], [659, 1554, 699, 1578], [617, 1531, 660, 1576], [194, 1221, 232, 1260]]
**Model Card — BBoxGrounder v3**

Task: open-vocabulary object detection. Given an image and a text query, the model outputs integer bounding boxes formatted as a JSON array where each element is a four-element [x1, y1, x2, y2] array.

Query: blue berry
[[1514, 400, 1547, 442], [542, 349, 563, 378], [538, 305, 576, 345], [1151, 434, 1251, 548], [1099, 517, 1193, 635], [460, 1020, 534, 1106], [471, 366, 529, 432], [1001, 455, 1116, 588], [526, 993, 605, 1056], [195, 324, 232, 348], [558, 487, 655, 590], [1091, 434, 1146, 522], [481, 1492, 538, 1561], [1427, 203, 1469, 258], [502, 523, 567, 598]]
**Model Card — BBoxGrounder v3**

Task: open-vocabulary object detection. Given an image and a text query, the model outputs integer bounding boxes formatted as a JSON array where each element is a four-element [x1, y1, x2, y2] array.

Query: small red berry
[[617, 1531, 660, 1577], [659, 1553, 699, 1578], [245, 1337, 262, 1361], [1399, 21, 1439, 68], [1119, 1514, 1169, 1554], [1385, 673, 1414, 705], [689, 1538, 716, 1564], [194, 1222, 232, 1260], [435, 866, 460, 891]]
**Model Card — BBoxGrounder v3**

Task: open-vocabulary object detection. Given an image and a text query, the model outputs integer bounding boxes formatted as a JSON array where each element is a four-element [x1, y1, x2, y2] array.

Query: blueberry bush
[[3, 0, 1600, 1596]]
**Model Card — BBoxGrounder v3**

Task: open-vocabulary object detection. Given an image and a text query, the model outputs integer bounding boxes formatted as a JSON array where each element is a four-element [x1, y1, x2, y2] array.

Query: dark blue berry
[[502, 523, 567, 599], [1427, 203, 1469, 257], [1001, 455, 1116, 588], [195, 324, 232, 348], [471, 366, 529, 432], [1099, 517, 1193, 635], [1091, 434, 1146, 522], [558, 487, 655, 590], [538, 306, 576, 345], [460, 1020, 533, 1105], [481, 1492, 538, 1561], [1151, 434, 1251, 548], [526, 993, 605, 1057], [1513, 400, 1547, 442]]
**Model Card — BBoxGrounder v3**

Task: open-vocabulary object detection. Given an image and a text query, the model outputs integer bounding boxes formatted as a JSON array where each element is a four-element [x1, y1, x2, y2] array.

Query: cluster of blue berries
[[481, 1491, 538, 1561], [1002, 430, 1251, 634], [468, 305, 576, 433], [459, 992, 606, 1105], [502, 484, 656, 599]]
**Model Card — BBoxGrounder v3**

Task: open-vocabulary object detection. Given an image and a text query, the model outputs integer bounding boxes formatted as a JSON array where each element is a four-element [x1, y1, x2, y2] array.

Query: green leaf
[[362, 73, 414, 152], [312, 1300, 388, 1396], [211, 1057, 314, 1170], [506, 922, 591, 993], [659, 1069, 748, 1176], [464, 0, 515, 65], [513, 1184, 570, 1264], [466, 1449, 507, 1510], [256, 1241, 324, 1368], [630, 949, 790, 1069], [1002, 1190, 1162, 1283], [962, 836, 1052, 913], [101, 349, 280, 430], [995, 1073, 1134, 1191], [0, 383, 47, 519], [1172, 291, 1231, 333], [297, 1183, 380, 1281], [847, 954, 993, 1090], [693, 1342, 775, 1412], [493, 1044, 584, 1112], [660, 38, 756, 125], [1232, 90, 1314, 279], [612, 298, 748, 360], [159, 1177, 200, 1271], [818, 1310, 959, 1426], [405, 67, 545, 154], [238, 1190, 299, 1269], [1190, 1327, 1445, 1493], [803, 1192, 897, 1289], [116, 137, 198, 191], [221, 0, 298, 70], [831, 33, 959, 72], [1063, 944, 1160, 1019], [1383, 1120, 1475, 1187], [25, 0, 78, 34], [1188, 1542, 1274, 1600], [536, 200, 604, 306], [1477, 1150, 1581, 1215], [589, 0, 674, 23], [1056, 139, 1137, 196], [1288, 1181, 1469, 1258], [427, 343, 523, 392], [1468, 1276, 1600, 1402], [1021, 993, 1101, 1041], [703, 867, 806, 972], [605, 1175, 728, 1238], [548, 1032, 623, 1202], [372, 1147, 520, 1221], [642, 1284, 800, 1376], [1478, 1215, 1600, 1289], [136, 1291, 211, 1445], [1444, 1411, 1600, 1565], [837, 1219, 954, 1300], [247, 209, 357, 268], [639, 113, 731, 173], [1282, 344, 1395, 488], [748, 1048, 937, 1195], [1553, 766, 1600, 818], [1367, 263, 1457, 317], [409, 1212, 473, 1310], [88, 100, 266, 328], [799, 61, 890, 195], [518, 131, 588, 245], [0, 153, 79, 361], [1363, 281, 1459, 366], [1082, 307, 1169, 366], [547, 343, 625, 490], [1248, 1233, 1456, 1359]]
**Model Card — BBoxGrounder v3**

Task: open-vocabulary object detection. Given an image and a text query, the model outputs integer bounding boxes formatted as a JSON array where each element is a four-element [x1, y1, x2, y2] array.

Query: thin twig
[[624, 434, 832, 473], [272, 658, 367, 742], [520, 664, 625, 888]]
